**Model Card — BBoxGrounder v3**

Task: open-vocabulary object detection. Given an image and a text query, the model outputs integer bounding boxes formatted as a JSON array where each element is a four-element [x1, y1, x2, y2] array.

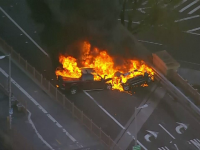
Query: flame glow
[[55, 41, 154, 91]]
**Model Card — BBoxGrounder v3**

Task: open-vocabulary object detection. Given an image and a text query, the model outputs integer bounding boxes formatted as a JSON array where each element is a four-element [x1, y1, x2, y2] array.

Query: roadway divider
[[0, 38, 122, 150], [152, 66, 200, 117]]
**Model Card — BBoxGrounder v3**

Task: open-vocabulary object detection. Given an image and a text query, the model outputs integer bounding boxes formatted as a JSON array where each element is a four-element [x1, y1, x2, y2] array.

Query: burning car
[[120, 71, 153, 92], [57, 68, 112, 94], [55, 41, 155, 93]]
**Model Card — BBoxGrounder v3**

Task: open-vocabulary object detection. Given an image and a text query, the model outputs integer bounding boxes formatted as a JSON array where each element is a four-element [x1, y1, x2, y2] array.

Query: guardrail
[[0, 38, 122, 150], [152, 67, 200, 117]]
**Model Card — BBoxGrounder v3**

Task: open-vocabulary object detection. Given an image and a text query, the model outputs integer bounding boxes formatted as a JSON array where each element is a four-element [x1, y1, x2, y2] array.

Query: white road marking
[[174, 144, 179, 150], [159, 124, 176, 139], [179, 0, 199, 12], [175, 122, 188, 134], [137, 140, 148, 150], [56, 122, 62, 128], [175, 15, 200, 22], [127, 131, 131, 135], [185, 31, 200, 36], [187, 27, 200, 32], [158, 147, 169, 150], [47, 114, 57, 123], [27, 110, 54, 150], [188, 5, 200, 14], [83, 91, 125, 129], [131, 135, 148, 150], [142, 1, 148, 5], [174, 0, 187, 9], [0, 68, 77, 142], [117, 19, 140, 24], [0, 7, 49, 57], [190, 139, 200, 149], [138, 40, 163, 45]]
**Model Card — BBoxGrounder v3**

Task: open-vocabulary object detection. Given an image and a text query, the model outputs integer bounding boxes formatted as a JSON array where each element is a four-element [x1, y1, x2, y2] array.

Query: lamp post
[[135, 104, 148, 146], [0, 54, 11, 129]]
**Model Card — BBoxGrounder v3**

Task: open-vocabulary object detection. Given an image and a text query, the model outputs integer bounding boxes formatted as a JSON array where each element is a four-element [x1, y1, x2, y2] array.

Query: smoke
[[26, 0, 150, 68]]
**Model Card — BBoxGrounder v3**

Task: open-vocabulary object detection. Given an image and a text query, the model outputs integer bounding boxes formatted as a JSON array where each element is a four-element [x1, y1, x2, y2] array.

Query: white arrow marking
[[144, 130, 158, 142], [175, 122, 188, 134]]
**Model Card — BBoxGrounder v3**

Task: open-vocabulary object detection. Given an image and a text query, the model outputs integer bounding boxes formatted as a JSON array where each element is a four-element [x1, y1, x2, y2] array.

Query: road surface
[[0, 51, 106, 150]]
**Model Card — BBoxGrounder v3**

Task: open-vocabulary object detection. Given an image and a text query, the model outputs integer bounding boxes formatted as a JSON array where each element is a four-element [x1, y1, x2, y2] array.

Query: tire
[[70, 86, 78, 94], [123, 85, 130, 91], [106, 83, 112, 90]]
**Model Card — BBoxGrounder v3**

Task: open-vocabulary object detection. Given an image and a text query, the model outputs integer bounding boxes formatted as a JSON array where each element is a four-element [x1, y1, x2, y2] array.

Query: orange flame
[[55, 41, 154, 91]]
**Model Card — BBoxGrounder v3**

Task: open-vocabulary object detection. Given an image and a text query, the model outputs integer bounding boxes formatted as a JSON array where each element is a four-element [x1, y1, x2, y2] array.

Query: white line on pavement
[[185, 31, 200, 36], [131, 135, 148, 150], [83, 91, 125, 129], [27, 109, 55, 150], [0, 7, 49, 57], [187, 27, 200, 32], [174, 0, 187, 9], [159, 124, 176, 139], [127, 131, 131, 135], [188, 5, 200, 14], [174, 15, 200, 22], [138, 40, 163, 45], [179, 0, 199, 12], [0, 67, 77, 143]]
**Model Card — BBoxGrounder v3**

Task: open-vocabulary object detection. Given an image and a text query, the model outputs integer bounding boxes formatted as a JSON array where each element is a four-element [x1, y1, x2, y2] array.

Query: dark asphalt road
[[66, 86, 153, 139], [123, 0, 200, 64], [0, 51, 106, 150], [127, 93, 200, 150]]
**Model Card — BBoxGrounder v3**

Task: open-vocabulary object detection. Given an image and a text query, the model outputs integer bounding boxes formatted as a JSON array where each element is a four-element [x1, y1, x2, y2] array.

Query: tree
[[120, 0, 183, 44]]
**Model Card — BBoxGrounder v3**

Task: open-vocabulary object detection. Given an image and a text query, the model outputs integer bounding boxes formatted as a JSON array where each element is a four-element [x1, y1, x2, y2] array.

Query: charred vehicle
[[57, 68, 112, 94], [121, 71, 153, 92]]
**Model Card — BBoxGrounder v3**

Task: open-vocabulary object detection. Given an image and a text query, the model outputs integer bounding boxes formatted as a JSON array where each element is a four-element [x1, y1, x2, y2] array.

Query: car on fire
[[57, 68, 113, 94], [119, 70, 153, 92]]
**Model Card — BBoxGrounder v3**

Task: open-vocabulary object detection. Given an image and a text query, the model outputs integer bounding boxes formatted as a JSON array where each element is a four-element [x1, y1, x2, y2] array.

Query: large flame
[[55, 41, 154, 91]]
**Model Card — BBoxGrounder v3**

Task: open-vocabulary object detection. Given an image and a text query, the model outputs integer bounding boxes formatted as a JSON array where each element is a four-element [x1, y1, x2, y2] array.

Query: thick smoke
[[26, 0, 150, 68]]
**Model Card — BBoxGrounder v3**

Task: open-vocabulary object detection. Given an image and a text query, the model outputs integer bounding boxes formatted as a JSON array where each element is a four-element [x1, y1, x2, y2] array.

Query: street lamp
[[135, 104, 148, 146], [0, 54, 12, 129]]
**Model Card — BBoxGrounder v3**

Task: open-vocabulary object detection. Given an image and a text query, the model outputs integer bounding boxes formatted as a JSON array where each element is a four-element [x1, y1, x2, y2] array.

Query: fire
[[55, 41, 154, 91], [56, 56, 82, 78]]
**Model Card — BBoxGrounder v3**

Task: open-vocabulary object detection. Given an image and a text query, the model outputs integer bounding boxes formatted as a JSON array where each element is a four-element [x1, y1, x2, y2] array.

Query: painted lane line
[[83, 91, 125, 129], [0, 68, 77, 143], [47, 114, 57, 123], [187, 27, 200, 32], [185, 31, 200, 36], [174, 0, 187, 9], [127, 131, 131, 135], [188, 5, 200, 14], [159, 124, 176, 139], [179, 0, 199, 13], [131, 135, 148, 150], [38, 105, 48, 114], [175, 15, 200, 22], [174, 144, 179, 150], [138, 40, 163, 45], [117, 19, 140, 24], [27, 110, 55, 150], [0, 7, 49, 57], [56, 122, 62, 128]]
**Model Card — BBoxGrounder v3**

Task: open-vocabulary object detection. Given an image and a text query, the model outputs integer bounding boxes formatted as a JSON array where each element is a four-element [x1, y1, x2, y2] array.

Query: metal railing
[[0, 38, 122, 150]]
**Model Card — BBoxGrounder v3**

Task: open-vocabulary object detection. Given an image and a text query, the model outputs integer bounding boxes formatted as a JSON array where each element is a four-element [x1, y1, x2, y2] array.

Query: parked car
[[57, 69, 112, 94]]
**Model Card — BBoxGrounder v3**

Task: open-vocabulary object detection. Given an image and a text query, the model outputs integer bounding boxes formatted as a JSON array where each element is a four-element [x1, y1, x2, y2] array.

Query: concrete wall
[[171, 71, 200, 105]]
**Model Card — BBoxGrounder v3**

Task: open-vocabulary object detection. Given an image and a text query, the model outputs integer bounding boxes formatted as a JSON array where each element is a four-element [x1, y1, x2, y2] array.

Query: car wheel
[[123, 85, 130, 91], [106, 83, 112, 90], [70, 87, 78, 94]]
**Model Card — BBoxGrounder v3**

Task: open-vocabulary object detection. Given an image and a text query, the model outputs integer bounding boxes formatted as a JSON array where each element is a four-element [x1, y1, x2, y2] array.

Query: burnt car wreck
[[121, 71, 153, 93], [57, 68, 112, 94]]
